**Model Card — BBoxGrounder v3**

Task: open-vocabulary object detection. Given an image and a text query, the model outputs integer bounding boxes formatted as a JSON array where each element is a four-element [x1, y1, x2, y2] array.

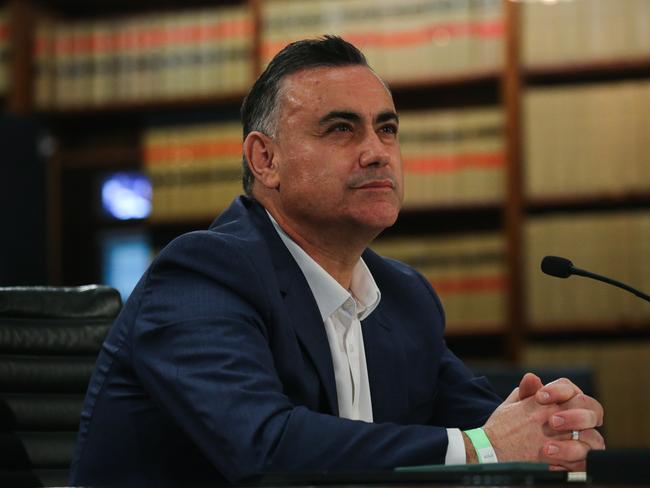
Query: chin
[[354, 204, 400, 230]]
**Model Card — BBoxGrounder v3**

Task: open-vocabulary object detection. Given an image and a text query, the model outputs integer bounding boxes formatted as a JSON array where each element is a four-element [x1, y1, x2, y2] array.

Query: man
[[70, 37, 603, 487]]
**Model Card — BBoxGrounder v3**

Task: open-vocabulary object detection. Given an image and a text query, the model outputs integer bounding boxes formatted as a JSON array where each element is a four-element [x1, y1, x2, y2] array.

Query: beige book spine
[[33, 19, 55, 108], [631, 0, 650, 58], [525, 341, 650, 448], [469, 0, 504, 72]]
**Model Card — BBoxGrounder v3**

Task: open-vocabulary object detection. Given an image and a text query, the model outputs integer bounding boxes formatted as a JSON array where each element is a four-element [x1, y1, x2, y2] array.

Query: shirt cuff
[[445, 428, 466, 465]]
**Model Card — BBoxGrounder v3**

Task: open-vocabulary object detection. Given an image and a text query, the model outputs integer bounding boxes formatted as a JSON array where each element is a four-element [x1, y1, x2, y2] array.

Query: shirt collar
[[267, 211, 381, 322]]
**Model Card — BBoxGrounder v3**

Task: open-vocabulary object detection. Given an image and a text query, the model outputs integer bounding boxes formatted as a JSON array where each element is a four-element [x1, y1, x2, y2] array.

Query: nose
[[359, 130, 391, 168]]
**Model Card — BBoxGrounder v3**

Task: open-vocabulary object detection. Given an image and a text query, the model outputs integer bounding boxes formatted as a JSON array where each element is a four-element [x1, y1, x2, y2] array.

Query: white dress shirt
[[268, 212, 465, 463]]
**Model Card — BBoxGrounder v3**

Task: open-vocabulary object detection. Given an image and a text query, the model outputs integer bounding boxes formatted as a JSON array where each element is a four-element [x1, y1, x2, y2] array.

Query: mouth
[[352, 178, 395, 190]]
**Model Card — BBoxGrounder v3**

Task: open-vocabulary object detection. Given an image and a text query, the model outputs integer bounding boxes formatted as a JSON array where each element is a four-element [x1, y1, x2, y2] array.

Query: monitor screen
[[100, 171, 152, 220], [99, 230, 152, 301]]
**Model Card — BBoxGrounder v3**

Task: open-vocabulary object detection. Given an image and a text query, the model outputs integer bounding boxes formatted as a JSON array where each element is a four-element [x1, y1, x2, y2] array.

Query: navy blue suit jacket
[[69, 196, 501, 487]]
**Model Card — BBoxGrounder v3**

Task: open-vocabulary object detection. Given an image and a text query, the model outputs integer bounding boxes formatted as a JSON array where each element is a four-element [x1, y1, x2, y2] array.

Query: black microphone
[[541, 255, 650, 303]]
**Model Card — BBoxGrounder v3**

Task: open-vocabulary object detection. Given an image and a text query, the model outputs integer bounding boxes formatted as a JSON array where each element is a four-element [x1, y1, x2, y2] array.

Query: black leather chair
[[0, 285, 121, 488]]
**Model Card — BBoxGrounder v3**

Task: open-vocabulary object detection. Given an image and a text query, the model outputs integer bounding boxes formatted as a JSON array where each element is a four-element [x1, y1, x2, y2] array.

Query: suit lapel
[[281, 272, 339, 416], [247, 200, 339, 416], [363, 308, 408, 423], [229, 198, 408, 420]]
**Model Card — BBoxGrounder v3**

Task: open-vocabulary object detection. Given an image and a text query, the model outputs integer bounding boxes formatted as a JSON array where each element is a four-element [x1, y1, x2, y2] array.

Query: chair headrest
[[0, 285, 122, 319]]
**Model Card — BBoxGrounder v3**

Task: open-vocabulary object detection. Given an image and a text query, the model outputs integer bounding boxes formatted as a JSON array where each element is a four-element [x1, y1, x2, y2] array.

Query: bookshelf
[[3, 0, 650, 445], [515, 0, 650, 450]]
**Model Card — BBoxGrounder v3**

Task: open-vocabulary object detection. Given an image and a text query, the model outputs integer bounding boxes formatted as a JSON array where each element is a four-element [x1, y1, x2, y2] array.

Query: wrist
[[462, 431, 479, 464], [463, 427, 498, 464]]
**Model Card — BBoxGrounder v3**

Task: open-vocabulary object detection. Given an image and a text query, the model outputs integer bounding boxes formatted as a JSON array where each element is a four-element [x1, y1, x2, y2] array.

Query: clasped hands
[[482, 372, 605, 471]]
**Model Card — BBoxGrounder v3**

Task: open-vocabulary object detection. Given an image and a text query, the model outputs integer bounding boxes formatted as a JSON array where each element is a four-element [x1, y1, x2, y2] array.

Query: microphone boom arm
[[571, 267, 650, 303]]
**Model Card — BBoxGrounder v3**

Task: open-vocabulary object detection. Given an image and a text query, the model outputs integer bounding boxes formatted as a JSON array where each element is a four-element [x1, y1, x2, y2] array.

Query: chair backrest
[[0, 285, 121, 488], [472, 363, 597, 401]]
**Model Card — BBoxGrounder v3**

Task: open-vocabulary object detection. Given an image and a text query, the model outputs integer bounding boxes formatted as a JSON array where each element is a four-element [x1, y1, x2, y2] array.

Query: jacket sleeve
[[412, 270, 503, 429]]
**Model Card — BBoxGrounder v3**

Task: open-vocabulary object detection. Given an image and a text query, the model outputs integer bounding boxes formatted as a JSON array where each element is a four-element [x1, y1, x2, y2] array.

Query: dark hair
[[240, 35, 369, 197]]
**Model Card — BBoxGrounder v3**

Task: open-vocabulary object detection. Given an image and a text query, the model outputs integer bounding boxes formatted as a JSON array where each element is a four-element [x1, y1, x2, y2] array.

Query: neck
[[261, 202, 378, 290]]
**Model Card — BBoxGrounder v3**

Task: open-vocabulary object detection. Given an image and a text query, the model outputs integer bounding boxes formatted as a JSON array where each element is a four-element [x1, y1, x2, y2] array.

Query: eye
[[329, 123, 353, 133], [379, 123, 398, 135]]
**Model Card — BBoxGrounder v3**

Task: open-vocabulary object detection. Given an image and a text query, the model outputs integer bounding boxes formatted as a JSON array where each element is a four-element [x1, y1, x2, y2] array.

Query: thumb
[[518, 372, 543, 400]]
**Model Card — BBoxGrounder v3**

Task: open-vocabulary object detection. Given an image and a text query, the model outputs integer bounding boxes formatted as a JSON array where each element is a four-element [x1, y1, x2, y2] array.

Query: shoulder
[[363, 247, 445, 320], [123, 205, 278, 329], [150, 196, 274, 287], [363, 247, 433, 292]]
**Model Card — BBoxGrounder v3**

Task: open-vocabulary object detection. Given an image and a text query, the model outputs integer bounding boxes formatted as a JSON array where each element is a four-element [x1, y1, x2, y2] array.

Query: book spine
[[144, 121, 243, 221], [525, 80, 650, 200], [525, 210, 650, 330], [372, 231, 507, 333]]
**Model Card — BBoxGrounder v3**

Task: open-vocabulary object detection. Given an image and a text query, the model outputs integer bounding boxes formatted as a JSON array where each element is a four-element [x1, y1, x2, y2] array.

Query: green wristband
[[464, 427, 498, 464]]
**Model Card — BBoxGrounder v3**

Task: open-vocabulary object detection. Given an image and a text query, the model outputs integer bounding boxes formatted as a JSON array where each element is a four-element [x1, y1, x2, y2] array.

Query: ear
[[243, 131, 280, 190]]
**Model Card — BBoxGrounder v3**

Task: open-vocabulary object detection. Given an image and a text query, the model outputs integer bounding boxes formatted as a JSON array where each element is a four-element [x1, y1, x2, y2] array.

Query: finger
[[554, 394, 604, 427], [541, 426, 606, 453], [567, 429, 606, 451], [537, 445, 587, 472], [502, 386, 520, 405], [536, 378, 582, 404], [518, 372, 544, 400], [542, 439, 591, 465], [549, 408, 599, 431], [549, 460, 586, 472]]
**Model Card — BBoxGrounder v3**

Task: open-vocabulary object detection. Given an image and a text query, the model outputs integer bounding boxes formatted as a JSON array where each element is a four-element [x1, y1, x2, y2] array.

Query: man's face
[[270, 65, 403, 238]]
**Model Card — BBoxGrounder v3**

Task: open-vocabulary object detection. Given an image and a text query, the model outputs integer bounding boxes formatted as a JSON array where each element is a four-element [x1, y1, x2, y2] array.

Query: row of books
[[526, 341, 650, 448], [24, 0, 650, 109], [400, 106, 504, 207], [33, 5, 253, 108], [525, 210, 650, 329], [142, 121, 242, 222], [140, 80, 647, 215], [141, 104, 505, 219], [0, 6, 7, 96], [372, 232, 506, 334], [522, 0, 650, 68], [524, 80, 650, 199], [261, 0, 504, 83]]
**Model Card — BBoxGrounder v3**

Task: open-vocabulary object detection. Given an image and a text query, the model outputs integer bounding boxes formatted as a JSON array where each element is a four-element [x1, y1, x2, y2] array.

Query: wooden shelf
[[528, 322, 650, 341], [38, 91, 246, 120], [38, 73, 501, 118], [33, 0, 243, 18], [401, 201, 503, 214], [524, 56, 650, 86], [445, 332, 508, 360], [446, 328, 506, 338], [392, 71, 501, 110], [146, 216, 213, 229], [383, 203, 503, 238], [390, 69, 501, 92], [527, 193, 650, 214], [60, 146, 140, 169]]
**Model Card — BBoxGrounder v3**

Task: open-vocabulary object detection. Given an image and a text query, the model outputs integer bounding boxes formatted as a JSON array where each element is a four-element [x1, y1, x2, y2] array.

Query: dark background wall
[[0, 115, 47, 285]]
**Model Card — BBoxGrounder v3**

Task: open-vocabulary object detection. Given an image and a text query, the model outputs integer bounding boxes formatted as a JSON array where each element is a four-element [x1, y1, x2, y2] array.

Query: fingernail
[[546, 444, 560, 455], [551, 415, 565, 427], [538, 391, 550, 401]]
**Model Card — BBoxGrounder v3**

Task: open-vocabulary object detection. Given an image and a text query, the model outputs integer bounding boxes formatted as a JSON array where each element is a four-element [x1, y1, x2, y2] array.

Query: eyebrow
[[377, 110, 399, 125], [318, 110, 399, 126]]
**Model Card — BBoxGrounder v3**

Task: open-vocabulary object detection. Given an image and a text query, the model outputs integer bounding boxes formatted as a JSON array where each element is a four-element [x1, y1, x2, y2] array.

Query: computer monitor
[[99, 171, 152, 221], [99, 229, 152, 301]]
